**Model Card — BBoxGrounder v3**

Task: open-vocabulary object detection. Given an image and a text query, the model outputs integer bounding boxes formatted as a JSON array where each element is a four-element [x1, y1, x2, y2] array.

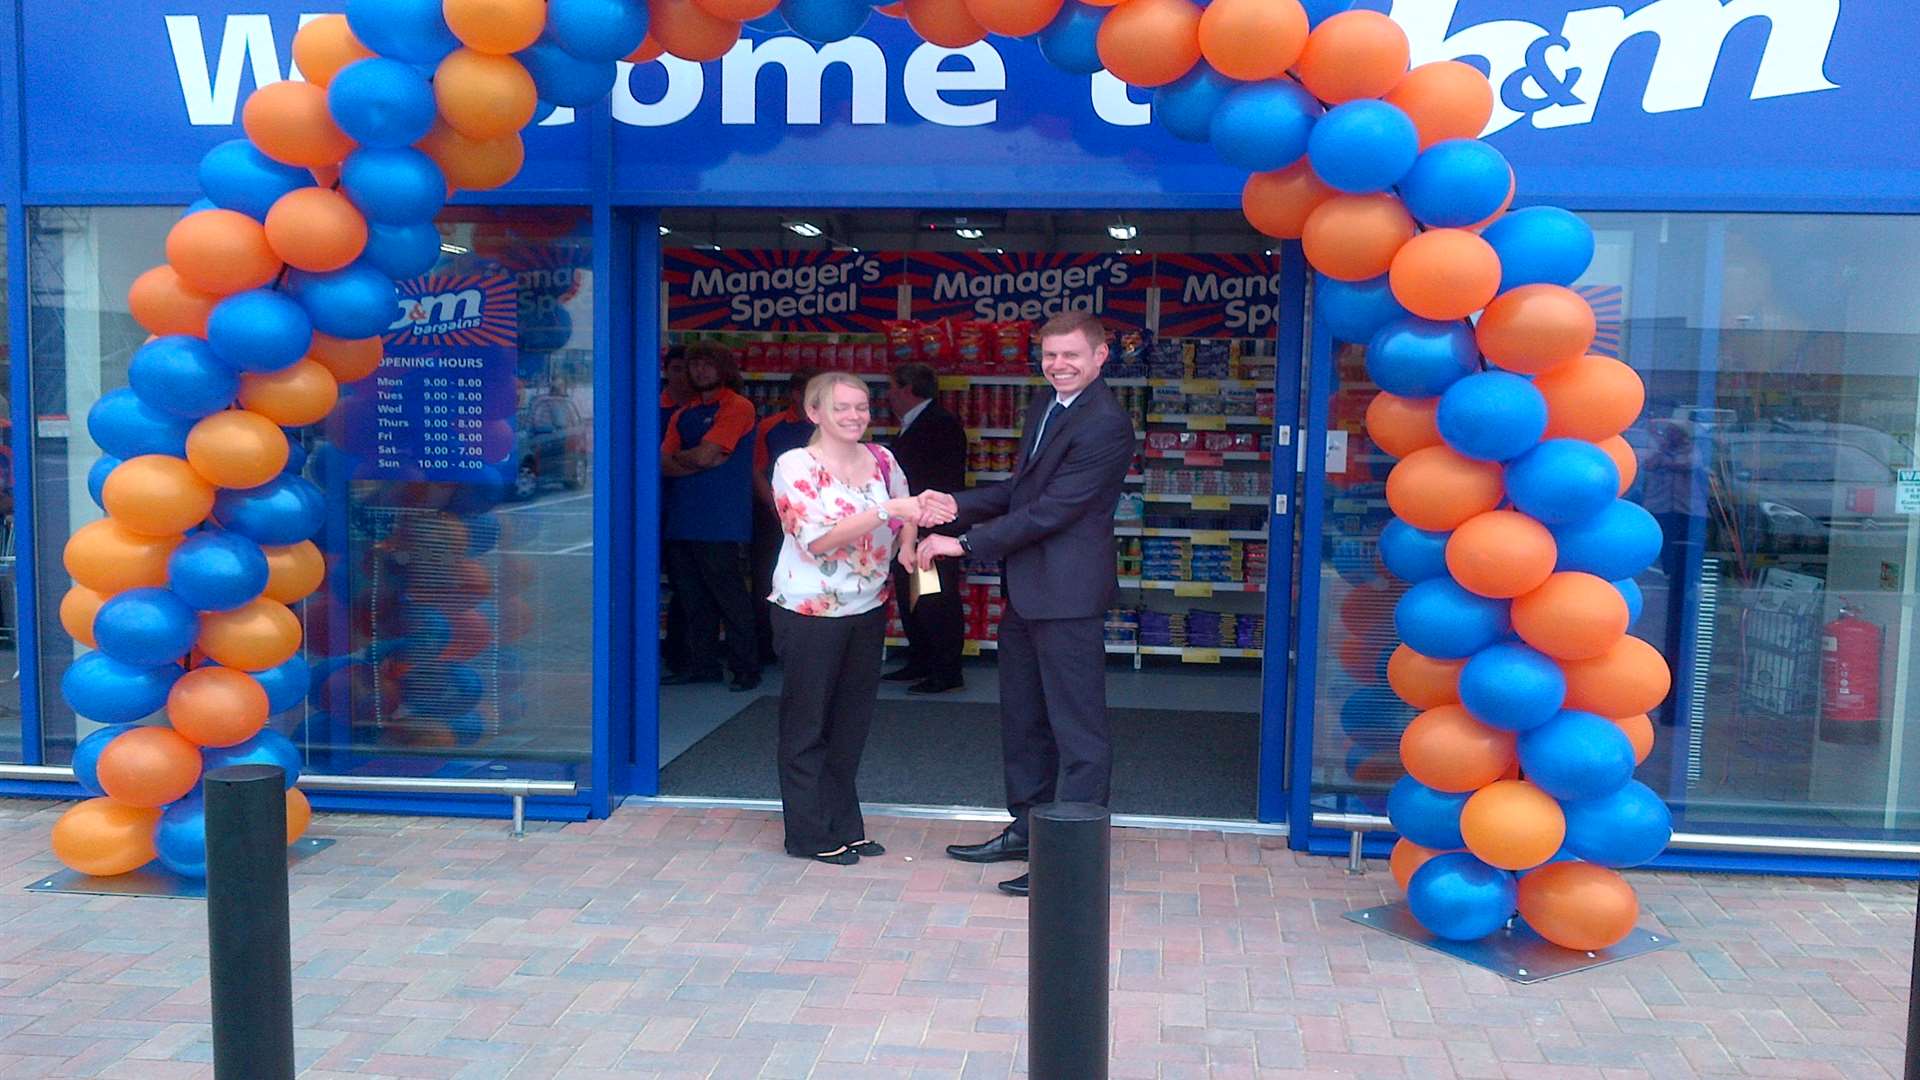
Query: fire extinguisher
[[1820, 605, 1883, 745]]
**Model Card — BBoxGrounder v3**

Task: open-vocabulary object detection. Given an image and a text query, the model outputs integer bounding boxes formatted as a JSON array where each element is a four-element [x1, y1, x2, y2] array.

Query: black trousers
[[751, 506, 783, 664], [663, 539, 759, 680], [890, 557, 964, 683], [771, 605, 884, 855], [995, 608, 1111, 838]]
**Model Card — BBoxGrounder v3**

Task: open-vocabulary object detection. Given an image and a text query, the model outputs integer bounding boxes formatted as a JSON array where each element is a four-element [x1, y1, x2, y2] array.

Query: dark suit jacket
[[890, 401, 967, 496], [953, 378, 1137, 620]]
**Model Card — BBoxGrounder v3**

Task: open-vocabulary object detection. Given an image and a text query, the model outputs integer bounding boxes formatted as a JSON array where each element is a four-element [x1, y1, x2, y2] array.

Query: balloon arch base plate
[[25, 838, 335, 901], [1343, 903, 1674, 985]]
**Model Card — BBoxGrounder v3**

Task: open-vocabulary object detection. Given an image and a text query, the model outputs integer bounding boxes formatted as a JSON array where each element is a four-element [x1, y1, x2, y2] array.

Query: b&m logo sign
[[664, 249, 901, 333]]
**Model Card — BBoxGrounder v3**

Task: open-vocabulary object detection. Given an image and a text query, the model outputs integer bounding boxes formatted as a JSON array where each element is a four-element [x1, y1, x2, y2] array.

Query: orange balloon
[[264, 188, 369, 273], [242, 80, 357, 169], [1198, 0, 1307, 81], [292, 14, 375, 88], [199, 597, 303, 671], [1385, 61, 1494, 149], [626, 35, 667, 62], [51, 798, 162, 877], [435, 49, 537, 141], [1612, 712, 1654, 765], [963, 0, 1066, 37], [102, 456, 217, 538], [903, 0, 987, 46], [695, 0, 779, 17], [286, 788, 313, 843], [1445, 510, 1556, 599], [239, 359, 340, 427], [1338, 584, 1393, 635], [1516, 861, 1639, 951], [1387, 645, 1462, 709], [186, 410, 291, 490], [1401, 704, 1517, 793], [648, 0, 745, 60], [1512, 572, 1630, 661], [1385, 446, 1503, 531], [97, 727, 204, 808], [1477, 285, 1597, 375], [1599, 435, 1637, 495], [1389, 229, 1501, 321], [416, 122, 526, 191], [1460, 779, 1565, 871], [1336, 634, 1386, 684], [1562, 635, 1671, 717], [61, 586, 108, 648], [1389, 837, 1450, 891], [1241, 162, 1335, 241], [1301, 194, 1417, 282], [64, 519, 183, 594], [262, 541, 326, 604], [307, 333, 384, 384], [128, 266, 218, 338], [166, 210, 282, 296], [1535, 355, 1645, 441], [1096, 0, 1203, 88], [1294, 10, 1409, 104], [1364, 392, 1440, 458], [168, 666, 271, 748], [444, 0, 548, 53]]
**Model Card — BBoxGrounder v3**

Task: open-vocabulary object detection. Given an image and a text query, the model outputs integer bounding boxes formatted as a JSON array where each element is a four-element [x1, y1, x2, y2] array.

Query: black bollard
[[1028, 802, 1110, 1080], [1908, 882, 1918, 1080], [204, 764, 295, 1080]]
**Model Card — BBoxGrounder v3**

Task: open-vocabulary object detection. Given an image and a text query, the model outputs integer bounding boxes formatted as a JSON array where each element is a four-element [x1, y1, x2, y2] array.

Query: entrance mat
[[27, 838, 336, 900], [661, 697, 1257, 820], [1344, 902, 1675, 984]]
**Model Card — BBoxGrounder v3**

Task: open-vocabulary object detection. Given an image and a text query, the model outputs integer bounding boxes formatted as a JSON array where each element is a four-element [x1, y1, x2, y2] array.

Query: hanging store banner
[[1149, 253, 1285, 339], [904, 251, 1151, 326], [664, 248, 904, 333]]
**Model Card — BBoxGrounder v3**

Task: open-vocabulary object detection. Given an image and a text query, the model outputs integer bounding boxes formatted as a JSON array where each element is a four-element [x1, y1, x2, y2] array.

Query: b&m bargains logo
[[166, 0, 1842, 135]]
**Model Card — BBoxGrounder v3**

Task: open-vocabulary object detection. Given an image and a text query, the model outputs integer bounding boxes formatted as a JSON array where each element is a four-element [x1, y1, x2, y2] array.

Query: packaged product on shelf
[[1110, 327, 1151, 378], [1255, 389, 1275, 418], [1192, 340, 1233, 378], [1147, 340, 1187, 379], [953, 320, 993, 373], [743, 340, 769, 371], [1222, 386, 1256, 415], [884, 320, 919, 363], [919, 320, 954, 367], [1114, 492, 1144, 523], [993, 322, 1031, 374]]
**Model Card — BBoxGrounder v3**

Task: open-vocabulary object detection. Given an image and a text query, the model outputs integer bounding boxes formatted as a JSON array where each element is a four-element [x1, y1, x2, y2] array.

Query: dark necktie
[[1030, 400, 1068, 459]]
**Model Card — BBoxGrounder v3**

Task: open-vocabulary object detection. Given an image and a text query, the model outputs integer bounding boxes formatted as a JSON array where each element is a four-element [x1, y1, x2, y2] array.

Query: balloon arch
[[50, 0, 1671, 949]]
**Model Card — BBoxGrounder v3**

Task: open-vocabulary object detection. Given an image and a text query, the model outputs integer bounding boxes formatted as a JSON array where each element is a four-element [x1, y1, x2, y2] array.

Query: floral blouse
[[769, 445, 910, 617]]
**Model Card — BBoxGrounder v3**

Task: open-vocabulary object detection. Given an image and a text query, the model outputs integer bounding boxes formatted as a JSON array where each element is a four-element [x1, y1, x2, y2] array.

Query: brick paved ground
[[0, 798, 1908, 1078]]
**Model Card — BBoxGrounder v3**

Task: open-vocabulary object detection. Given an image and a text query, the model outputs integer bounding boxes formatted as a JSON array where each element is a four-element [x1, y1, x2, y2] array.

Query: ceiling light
[[659, 225, 672, 235], [784, 221, 824, 238], [979, 246, 1005, 254], [439, 243, 469, 255], [695, 242, 722, 252], [955, 228, 985, 240], [833, 243, 860, 252], [1107, 223, 1137, 241]]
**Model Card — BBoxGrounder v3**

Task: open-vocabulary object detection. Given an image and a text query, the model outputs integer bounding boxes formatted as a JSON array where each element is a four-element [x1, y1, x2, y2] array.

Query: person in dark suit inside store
[[659, 345, 694, 677], [916, 312, 1138, 896], [660, 342, 762, 692], [883, 362, 969, 694], [751, 368, 820, 665]]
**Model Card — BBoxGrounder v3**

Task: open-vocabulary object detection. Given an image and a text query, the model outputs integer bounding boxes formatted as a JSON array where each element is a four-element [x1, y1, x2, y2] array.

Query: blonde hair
[[804, 372, 871, 445]]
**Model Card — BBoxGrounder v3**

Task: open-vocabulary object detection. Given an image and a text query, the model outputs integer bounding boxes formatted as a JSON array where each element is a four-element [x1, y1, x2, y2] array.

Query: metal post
[[511, 794, 526, 838], [1907, 883, 1918, 1080], [203, 764, 295, 1080], [1346, 830, 1366, 875], [1028, 802, 1110, 1080]]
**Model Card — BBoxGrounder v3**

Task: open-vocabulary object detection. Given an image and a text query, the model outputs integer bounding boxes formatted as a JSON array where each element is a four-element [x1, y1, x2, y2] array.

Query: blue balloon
[[214, 474, 328, 546], [745, 10, 790, 32], [203, 729, 303, 789], [362, 222, 443, 280], [1407, 853, 1516, 941], [1332, 538, 1380, 586], [1458, 642, 1566, 732], [1365, 318, 1477, 398], [206, 290, 313, 374], [1340, 687, 1408, 749], [282, 436, 310, 477], [86, 456, 120, 510], [129, 336, 241, 418], [254, 655, 314, 715], [401, 662, 484, 716], [1395, 579, 1510, 659], [1518, 710, 1636, 801], [1299, 0, 1354, 26], [1437, 372, 1547, 462], [327, 58, 436, 149], [94, 588, 200, 667], [402, 608, 453, 660], [1561, 780, 1671, 868], [517, 41, 620, 108], [182, 199, 217, 218], [520, 303, 575, 355], [345, 0, 459, 67], [1307, 99, 1417, 194], [549, 0, 651, 61], [1399, 139, 1512, 228], [1154, 64, 1234, 144], [1553, 500, 1663, 579], [463, 515, 502, 555], [168, 530, 271, 612], [1317, 274, 1409, 345], [1505, 439, 1620, 525], [87, 388, 195, 460], [286, 263, 401, 340], [1037, 2, 1104, 75], [1613, 577, 1644, 625], [779, 0, 871, 43], [61, 653, 181, 725], [449, 712, 487, 745], [340, 147, 446, 226], [198, 140, 312, 220], [72, 727, 122, 797], [1387, 775, 1470, 850], [155, 794, 209, 878], [1210, 80, 1322, 172], [1483, 207, 1596, 291], [1378, 519, 1450, 583]]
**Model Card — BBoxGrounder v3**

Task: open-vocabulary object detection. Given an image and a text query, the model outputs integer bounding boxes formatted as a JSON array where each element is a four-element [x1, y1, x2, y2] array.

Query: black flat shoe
[[849, 840, 885, 857], [947, 829, 1028, 863], [661, 671, 722, 686], [798, 847, 857, 865], [729, 673, 762, 692], [882, 666, 928, 683], [997, 873, 1029, 897], [907, 677, 963, 694]]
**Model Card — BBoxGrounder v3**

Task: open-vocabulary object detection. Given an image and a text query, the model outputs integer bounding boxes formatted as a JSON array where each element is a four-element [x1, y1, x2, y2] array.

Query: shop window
[[0, 210, 18, 762]]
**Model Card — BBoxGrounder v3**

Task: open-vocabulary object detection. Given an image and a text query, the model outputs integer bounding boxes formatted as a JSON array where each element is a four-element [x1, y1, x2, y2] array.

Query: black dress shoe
[[729, 672, 762, 692], [661, 670, 722, 686], [947, 829, 1028, 863], [997, 873, 1029, 897], [907, 677, 963, 694], [882, 666, 928, 683]]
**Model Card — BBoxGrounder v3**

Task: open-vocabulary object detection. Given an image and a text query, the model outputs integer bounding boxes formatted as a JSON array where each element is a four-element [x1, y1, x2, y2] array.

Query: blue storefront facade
[[1, 0, 1917, 874]]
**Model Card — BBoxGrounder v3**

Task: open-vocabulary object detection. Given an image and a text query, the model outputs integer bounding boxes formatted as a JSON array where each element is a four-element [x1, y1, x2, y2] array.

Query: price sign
[[1185, 451, 1224, 467], [963, 640, 982, 656], [1186, 416, 1227, 431], [1173, 582, 1214, 598], [1190, 495, 1230, 510], [1182, 379, 1221, 395], [1182, 648, 1222, 664], [1190, 530, 1230, 545]]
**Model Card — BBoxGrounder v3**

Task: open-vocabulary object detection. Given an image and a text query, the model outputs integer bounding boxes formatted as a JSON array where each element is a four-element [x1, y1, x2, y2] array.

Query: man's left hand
[[916, 535, 964, 569]]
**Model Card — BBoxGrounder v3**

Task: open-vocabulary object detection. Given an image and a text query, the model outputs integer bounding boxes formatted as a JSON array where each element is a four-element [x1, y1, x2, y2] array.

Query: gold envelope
[[908, 565, 942, 609]]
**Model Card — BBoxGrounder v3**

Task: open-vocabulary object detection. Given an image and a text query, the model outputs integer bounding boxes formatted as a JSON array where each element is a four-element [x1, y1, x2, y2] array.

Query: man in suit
[[917, 312, 1138, 896], [884, 362, 970, 694]]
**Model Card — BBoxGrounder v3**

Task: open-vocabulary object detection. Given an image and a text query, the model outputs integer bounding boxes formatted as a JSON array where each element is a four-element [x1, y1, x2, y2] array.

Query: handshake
[[885, 489, 958, 528]]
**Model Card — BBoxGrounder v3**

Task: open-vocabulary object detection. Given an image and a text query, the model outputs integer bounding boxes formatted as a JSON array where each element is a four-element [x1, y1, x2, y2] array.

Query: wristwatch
[[958, 534, 973, 555], [875, 505, 892, 525]]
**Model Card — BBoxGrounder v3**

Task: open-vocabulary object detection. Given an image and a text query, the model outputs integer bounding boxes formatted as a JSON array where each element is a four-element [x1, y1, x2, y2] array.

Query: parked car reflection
[[1712, 421, 1911, 552], [511, 394, 588, 501]]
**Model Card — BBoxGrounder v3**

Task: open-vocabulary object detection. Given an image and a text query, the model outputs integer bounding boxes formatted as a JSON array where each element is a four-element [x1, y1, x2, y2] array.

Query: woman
[[768, 373, 947, 863]]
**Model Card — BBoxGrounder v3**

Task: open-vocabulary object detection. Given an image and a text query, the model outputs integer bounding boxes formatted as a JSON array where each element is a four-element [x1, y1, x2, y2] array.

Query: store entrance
[[650, 209, 1294, 822]]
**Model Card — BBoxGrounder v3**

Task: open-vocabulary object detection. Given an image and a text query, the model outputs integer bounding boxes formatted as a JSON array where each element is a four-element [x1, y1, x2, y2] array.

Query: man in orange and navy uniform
[[659, 345, 694, 677], [751, 368, 819, 664]]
